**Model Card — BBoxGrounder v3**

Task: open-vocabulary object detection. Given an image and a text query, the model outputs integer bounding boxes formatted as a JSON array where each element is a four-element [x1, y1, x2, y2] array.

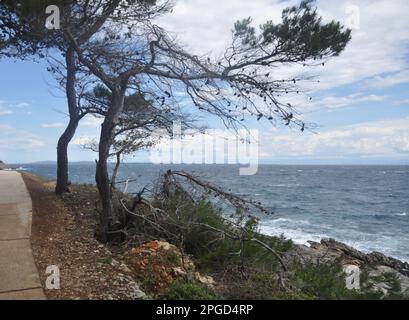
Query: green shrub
[[160, 279, 219, 300], [290, 261, 402, 300], [151, 188, 293, 275], [294, 262, 349, 299], [362, 270, 404, 300]]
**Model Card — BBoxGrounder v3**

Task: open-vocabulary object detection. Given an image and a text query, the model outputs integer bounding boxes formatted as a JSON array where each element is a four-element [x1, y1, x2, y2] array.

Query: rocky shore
[[285, 238, 409, 297], [21, 172, 409, 300]]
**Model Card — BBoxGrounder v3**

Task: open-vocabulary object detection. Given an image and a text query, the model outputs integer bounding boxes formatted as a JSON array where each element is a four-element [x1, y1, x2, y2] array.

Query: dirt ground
[[22, 173, 145, 300]]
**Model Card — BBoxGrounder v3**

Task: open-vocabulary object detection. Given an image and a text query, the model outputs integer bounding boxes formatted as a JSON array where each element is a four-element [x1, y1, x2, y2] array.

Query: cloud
[[13, 102, 30, 108], [0, 99, 30, 116], [159, 0, 291, 55], [0, 125, 45, 151], [259, 116, 409, 159], [311, 0, 409, 91], [0, 109, 13, 116], [79, 115, 104, 128], [365, 70, 409, 89], [394, 99, 409, 106], [0, 100, 12, 115], [308, 93, 385, 112], [158, 0, 409, 92], [134, 115, 409, 164], [40, 122, 65, 128], [71, 136, 97, 146]]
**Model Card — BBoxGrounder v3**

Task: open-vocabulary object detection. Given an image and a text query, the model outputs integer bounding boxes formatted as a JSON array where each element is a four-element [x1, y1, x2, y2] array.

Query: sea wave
[[269, 218, 290, 223], [269, 183, 300, 187], [347, 213, 408, 220], [260, 222, 409, 262], [260, 224, 326, 245]]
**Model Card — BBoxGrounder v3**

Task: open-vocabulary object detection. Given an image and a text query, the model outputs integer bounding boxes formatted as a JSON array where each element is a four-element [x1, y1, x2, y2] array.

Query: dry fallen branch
[[117, 170, 288, 272], [164, 170, 272, 215], [119, 198, 178, 240]]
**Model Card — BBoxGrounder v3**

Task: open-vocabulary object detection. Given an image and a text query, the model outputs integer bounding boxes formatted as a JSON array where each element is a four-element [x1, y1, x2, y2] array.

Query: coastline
[[18, 171, 409, 299], [0, 162, 16, 170], [18, 162, 409, 263]]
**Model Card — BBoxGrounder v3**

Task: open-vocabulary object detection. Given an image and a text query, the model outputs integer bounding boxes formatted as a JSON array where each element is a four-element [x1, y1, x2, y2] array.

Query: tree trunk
[[55, 47, 80, 195], [95, 138, 111, 243], [55, 117, 80, 194], [95, 88, 126, 242], [110, 152, 121, 193]]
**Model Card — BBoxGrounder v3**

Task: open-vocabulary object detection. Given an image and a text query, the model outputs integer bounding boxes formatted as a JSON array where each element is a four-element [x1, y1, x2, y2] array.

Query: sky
[[0, 0, 409, 165]]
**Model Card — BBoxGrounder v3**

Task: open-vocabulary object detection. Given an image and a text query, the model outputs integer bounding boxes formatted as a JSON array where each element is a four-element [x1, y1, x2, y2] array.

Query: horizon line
[[11, 161, 409, 166]]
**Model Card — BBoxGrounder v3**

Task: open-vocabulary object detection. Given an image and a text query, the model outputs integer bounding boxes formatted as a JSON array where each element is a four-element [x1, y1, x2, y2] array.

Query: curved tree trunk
[[55, 47, 80, 195], [55, 117, 80, 194], [95, 87, 126, 242]]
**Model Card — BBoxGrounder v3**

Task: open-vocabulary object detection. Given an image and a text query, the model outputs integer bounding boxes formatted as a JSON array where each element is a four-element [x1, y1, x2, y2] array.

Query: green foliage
[[362, 270, 403, 299], [221, 273, 312, 300], [92, 84, 112, 101], [292, 261, 354, 299], [160, 279, 219, 300], [233, 17, 257, 46], [0, 0, 65, 58], [151, 187, 292, 274], [289, 261, 408, 300], [234, 0, 351, 58], [115, 183, 407, 300], [115, 177, 409, 301]]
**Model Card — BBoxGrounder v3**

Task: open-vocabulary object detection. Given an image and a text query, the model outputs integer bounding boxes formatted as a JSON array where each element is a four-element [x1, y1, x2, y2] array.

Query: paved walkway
[[0, 170, 45, 299]]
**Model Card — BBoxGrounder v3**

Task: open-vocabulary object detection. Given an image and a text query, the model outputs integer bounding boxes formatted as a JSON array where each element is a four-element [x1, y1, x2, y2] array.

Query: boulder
[[367, 266, 409, 297], [125, 240, 215, 294], [284, 238, 409, 298]]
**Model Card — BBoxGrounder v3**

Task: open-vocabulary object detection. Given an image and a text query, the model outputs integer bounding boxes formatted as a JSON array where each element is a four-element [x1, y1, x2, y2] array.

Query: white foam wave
[[269, 218, 290, 223], [260, 224, 326, 245], [259, 219, 409, 262]]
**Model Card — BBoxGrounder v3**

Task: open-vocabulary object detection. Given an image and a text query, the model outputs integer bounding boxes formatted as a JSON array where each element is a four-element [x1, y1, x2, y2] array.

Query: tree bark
[[55, 117, 80, 194], [95, 87, 126, 242], [110, 152, 121, 193], [55, 47, 80, 195]]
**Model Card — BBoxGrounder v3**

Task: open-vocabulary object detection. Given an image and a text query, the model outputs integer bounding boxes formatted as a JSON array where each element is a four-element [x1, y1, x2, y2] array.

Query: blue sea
[[21, 163, 409, 262]]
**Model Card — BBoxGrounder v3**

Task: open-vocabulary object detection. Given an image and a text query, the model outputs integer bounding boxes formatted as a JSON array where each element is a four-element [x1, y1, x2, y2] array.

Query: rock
[[365, 252, 409, 277], [284, 238, 409, 298], [367, 266, 409, 297], [125, 240, 215, 294], [125, 240, 195, 293], [286, 238, 409, 274], [195, 272, 216, 288], [128, 281, 147, 300], [172, 266, 187, 276]]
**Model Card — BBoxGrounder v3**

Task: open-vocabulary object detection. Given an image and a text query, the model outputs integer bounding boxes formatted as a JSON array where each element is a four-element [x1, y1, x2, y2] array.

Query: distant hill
[[0, 161, 16, 170], [28, 161, 57, 164]]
